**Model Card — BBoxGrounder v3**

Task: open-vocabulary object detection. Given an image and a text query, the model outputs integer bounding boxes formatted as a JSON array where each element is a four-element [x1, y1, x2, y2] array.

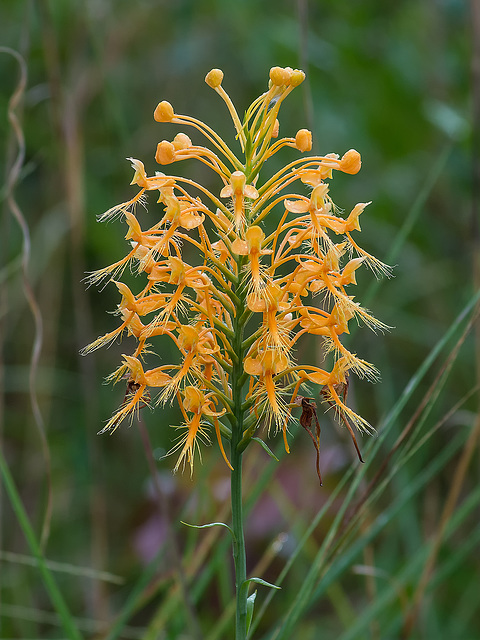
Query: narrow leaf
[[243, 576, 281, 590], [181, 520, 236, 541], [252, 436, 279, 461], [246, 590, 257, 635]]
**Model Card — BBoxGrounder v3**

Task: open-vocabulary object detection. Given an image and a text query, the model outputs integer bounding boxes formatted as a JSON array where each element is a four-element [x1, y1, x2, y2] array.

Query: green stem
[[231, 255, 249, 639], [231, 435, 247, 639]]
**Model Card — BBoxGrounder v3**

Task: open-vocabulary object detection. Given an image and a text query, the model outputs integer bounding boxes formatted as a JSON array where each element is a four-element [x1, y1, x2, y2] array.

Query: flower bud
[[173, 133, 192, 151], [295, 129, 312, 152], [245, 225, 264, 252], [155, 141, 176, 165], [269, 66, 290, 86], [339, 149, 361, 174], [289, 69, 306, 87], [154, 101, 175, 122], [271, 119, 279, 138], [230, 171, 246, 193], [205, 68, 224, 88]]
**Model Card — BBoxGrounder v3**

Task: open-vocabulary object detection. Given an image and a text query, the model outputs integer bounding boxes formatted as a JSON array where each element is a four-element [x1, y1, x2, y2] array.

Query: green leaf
[[243, 576, 281, 590], [252, 436, 279, 461], [180, 520, 236, 541], [246, 590, 257, 635]]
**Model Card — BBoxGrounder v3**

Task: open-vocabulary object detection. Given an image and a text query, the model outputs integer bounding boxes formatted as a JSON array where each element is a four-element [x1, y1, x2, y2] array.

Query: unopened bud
[[339, 149, 362, 174], [295, 129, 312, 152], [205, 68, 224, 88], [290, 69, 305, 87], [272, 119, 280, 138], [269, 66, 290, 86], [173, 133, 192, 151], [154, 101, 175, 122], [230, 171, 246, 193], [155, 141, 176, 165], [245, 225, 264, 251]]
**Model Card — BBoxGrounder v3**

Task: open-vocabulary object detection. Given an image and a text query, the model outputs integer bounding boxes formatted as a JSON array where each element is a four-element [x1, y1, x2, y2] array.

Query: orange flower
[[220, 171, 259, 230], [232, 226, 272, 290], [101, 356, 172, 433], [244, 348, 289, 425], [170, 386, 229, 476]]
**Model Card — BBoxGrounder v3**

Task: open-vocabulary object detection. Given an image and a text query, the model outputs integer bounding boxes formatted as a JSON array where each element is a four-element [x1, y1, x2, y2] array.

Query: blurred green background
[[1, 1, 478, 639]]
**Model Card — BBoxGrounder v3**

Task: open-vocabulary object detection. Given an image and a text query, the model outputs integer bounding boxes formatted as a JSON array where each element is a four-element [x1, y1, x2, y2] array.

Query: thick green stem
[[231, 435, 247, 639], [230, 256, 249, 639]]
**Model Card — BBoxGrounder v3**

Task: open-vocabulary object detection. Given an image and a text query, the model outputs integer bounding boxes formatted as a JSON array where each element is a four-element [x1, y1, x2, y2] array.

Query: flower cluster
[[84, 66, 389, 477]]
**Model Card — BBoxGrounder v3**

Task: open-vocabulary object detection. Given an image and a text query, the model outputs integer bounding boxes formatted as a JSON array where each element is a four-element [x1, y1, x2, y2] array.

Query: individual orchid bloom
[[288, 246, 345, 298], [140, 193, 206, 262], [211, 239, 234, 268], [113, 280, 178, 355], [301, 359, 374, 435], [128, 157, 175, 191], [82, 277, 172, 354], [246, 282, 291, 350], [116, 308, 177, 360], [330, 257, 366, 287], [295, 306, 378, 380], [123, 211, 162, 267], [284, 184, 338, 254], [143, 257, 211, 328], [115, 281, 170, 317], [316, 201, 368, 235], [101, 355, 172, 433], [220, 171, 259, 230], [231, 225, 272, 290], [306, 202, 391, 278], [86, 206, 172, 286], [160, 324, 220, 402], [244, 348, 290, 425], [81, 282, 178, 356], [297, 306, 348, 336], [284, 182, 330, 215], [92, 158, 173, 232], [288, 247, 372, 326], [296, 249, 386, 332], [170, 386, 229, 476], [94, 159, 173, 227]]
